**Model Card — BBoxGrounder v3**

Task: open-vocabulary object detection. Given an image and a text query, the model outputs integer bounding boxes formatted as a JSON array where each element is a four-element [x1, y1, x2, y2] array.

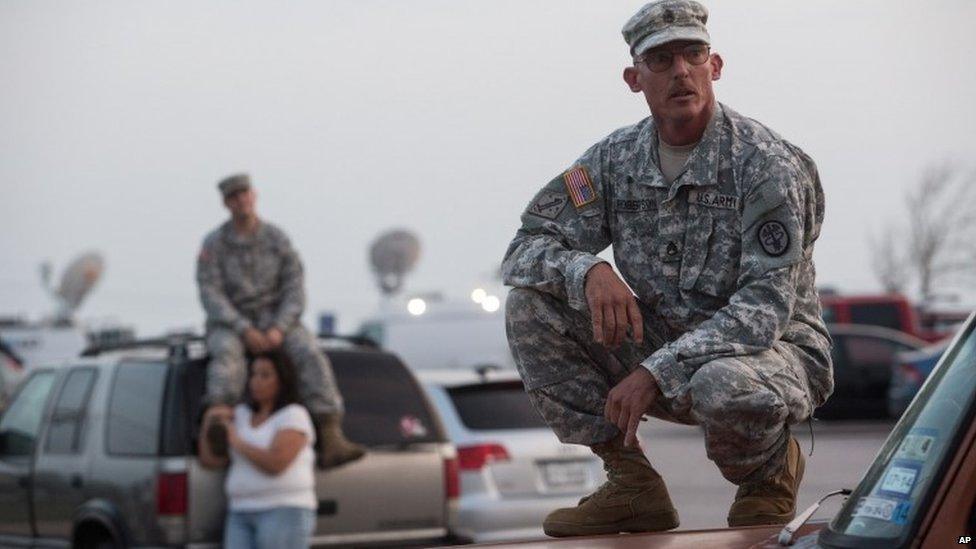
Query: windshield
[[822, 313, 976, 547], [448, 381, 547, 430]]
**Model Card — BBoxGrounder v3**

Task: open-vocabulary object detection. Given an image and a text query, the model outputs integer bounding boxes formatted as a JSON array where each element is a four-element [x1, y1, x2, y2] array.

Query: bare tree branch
[[868, 223, 909, 294], [901, 162, 976, 301]]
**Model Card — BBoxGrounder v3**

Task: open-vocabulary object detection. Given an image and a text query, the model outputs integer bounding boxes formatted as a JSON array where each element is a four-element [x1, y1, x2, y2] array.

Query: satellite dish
[[369, 230, 420, 296], [53, 252, 104, 320]]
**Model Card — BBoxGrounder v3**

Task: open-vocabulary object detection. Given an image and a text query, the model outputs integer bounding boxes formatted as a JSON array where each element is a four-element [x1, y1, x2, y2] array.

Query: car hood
[[457, 520, 827, 548]]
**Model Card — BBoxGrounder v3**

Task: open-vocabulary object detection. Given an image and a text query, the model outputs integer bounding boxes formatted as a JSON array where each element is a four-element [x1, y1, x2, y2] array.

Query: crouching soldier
[[502, 0, 833, 536]]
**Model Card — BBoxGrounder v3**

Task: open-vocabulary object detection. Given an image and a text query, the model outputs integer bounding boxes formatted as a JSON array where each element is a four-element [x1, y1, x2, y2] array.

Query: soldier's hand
[[605, 368, 659, 448], [243, 328, 269, 353], [584, 263, 643, 348], [265, 328, 284, 349], [204, 404, 233, 423]]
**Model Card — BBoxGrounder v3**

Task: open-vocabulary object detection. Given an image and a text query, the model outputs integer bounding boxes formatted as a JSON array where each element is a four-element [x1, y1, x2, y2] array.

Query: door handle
[[317, 500, 337, 516]]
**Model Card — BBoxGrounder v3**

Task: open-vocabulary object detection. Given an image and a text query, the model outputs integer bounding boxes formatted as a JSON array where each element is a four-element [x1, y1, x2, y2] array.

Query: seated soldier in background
[[196, 173, 365, 469]]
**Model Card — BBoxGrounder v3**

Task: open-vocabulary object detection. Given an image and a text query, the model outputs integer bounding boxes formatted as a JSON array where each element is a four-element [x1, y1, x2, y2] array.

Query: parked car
[[0, 337, 25, 409], [474, 310, 976, 548], [420, 369, 605, 543], [887, 338, 951, 418], [0, 336, 460, 548], [818, 324, 926, 419]]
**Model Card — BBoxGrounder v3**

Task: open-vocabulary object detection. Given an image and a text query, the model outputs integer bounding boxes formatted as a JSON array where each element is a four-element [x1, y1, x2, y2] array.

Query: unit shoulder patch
[[563, 166, 598, 209], [527, 191, 569, 220], [758, 220, 789, 256]]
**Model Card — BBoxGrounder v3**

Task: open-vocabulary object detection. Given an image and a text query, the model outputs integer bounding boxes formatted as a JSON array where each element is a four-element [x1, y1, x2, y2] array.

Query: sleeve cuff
[[565, 255, 608, 313], [641, 348, 688, 400]]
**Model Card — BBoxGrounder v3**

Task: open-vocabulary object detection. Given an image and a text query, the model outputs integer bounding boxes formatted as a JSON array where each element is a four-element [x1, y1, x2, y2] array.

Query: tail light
[[157, 472, 188, 516], [444, 457, 460, 500], [899, 363, 923, 385], [457, 443, 510, 471]]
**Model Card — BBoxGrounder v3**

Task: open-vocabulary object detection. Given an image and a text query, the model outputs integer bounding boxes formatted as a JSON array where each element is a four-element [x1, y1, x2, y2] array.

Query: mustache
[[668, 86, 696, 98]]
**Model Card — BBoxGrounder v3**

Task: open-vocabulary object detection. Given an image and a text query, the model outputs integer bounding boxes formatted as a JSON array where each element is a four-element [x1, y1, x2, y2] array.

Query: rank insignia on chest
[[662, 240, 682, 262], [563, 166, 597, 209], [688, 190, 739, 210], [527, 192, 569, 220]]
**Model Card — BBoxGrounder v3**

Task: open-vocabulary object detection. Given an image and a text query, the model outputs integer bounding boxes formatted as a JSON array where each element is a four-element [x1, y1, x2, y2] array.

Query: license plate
[[541, 461, 588, 489]]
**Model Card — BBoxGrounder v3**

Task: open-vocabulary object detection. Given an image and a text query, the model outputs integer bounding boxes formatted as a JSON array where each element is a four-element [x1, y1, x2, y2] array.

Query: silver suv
[[0, 337, 460, 548]]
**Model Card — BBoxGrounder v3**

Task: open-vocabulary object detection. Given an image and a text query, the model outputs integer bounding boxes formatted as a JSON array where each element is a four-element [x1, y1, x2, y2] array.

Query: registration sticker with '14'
[[877, 459, 923, 499]]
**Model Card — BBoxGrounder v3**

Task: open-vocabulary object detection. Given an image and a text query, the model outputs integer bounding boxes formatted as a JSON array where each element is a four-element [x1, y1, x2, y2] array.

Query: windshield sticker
[[852, 496, 900, 521], [877, 460, 922, 499], [896, 428, 938, 461], [398, 415, 428, 438], [891, 501, 912, 525]]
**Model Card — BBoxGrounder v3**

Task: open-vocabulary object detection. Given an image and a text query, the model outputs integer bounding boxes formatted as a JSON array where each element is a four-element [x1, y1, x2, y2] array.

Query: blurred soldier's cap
[[622, 0, 710, 57], [217, 173, 251, 198]]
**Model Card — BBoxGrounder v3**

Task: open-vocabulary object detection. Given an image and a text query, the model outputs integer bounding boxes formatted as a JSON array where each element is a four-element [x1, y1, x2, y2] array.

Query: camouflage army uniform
[[503, 103, 832, 484], [196, 220, 342, 416]]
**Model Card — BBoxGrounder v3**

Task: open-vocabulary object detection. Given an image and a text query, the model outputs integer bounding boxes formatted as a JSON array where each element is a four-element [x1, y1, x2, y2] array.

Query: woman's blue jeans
[[224, 506, 316, 549]]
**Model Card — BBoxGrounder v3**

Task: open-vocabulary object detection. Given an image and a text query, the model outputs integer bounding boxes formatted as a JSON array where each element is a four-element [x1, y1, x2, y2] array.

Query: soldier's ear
[[623, 66, 642, 92], [709, 53, 723, 81]]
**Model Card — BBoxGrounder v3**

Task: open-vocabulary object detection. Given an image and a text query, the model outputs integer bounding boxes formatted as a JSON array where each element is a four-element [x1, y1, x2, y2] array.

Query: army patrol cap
[[622, 0, 710, 57], [217, 173, 252, 198]]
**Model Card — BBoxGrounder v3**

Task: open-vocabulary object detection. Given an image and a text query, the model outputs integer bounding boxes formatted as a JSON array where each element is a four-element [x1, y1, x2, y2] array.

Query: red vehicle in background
[[820, 293, 965, 343]]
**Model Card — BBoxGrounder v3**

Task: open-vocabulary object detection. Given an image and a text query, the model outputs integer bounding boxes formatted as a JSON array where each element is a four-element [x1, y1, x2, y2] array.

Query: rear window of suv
[[448, 381, 547, 430], [107, 361, 167, 456], [328, 349, 443, 447]]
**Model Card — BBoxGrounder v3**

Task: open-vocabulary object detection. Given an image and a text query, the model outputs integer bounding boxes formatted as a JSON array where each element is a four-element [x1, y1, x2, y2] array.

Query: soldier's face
[[248, 357, 281, 405], [623, 40, 723, 127], [223, 188, 257, 219]]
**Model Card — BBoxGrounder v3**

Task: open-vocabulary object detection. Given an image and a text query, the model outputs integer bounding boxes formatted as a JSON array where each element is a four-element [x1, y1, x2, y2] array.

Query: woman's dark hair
[[241, 349, 301, 414]]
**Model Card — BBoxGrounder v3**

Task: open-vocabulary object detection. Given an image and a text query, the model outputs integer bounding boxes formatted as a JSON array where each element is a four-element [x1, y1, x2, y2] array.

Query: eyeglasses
[[636, 44, 710, 73]]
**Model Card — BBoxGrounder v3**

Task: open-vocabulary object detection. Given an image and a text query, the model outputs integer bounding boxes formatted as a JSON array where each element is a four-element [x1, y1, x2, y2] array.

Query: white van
[[357, 295, 515, 372]]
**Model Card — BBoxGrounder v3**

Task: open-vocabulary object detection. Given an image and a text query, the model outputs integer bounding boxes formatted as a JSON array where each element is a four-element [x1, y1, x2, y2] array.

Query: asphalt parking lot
[[638, 418, 896, 530]]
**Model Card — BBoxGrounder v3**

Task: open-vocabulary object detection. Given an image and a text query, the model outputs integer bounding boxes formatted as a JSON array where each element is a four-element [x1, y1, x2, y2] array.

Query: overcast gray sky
[[2, 0, 975, 335]]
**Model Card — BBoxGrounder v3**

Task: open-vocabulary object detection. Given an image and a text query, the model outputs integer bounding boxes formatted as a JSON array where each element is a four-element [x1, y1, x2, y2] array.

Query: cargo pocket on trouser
[[527, 375, 620, 446], [747, 343, 814, 425]]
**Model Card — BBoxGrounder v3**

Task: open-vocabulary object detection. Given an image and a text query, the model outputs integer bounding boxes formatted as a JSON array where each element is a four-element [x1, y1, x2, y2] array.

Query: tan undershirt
[[658, 138, 698, 184]]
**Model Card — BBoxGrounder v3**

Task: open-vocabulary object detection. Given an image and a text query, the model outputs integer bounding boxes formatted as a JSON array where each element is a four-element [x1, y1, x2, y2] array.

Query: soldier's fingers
[[627, 299, 644, 344], [625, 411, 641, 448], [612, 302, 628, 347], [605, 391, 620, 425], [616, 406, 631, 436], [602, 304, 616, 347], [591, 303, 604, 344]]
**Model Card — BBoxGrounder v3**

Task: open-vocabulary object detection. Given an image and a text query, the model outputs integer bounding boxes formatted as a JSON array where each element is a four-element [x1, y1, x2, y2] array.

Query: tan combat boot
[[543, 435, 679, 537], [314, 413, 366, 469], [727, 436, 805, 527]]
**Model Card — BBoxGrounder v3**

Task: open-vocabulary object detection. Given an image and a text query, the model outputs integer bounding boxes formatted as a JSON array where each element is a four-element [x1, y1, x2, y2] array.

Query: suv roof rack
[[81, 333, 380, 358], [317, 333, 380, 349], [81, 335, 204, 358]]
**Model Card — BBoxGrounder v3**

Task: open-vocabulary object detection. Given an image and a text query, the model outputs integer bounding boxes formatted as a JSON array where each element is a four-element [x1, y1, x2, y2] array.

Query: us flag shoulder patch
[[563, 166, 597, 209]]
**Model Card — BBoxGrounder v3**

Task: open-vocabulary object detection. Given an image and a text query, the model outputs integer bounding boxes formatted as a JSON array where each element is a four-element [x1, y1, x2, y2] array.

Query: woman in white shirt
[[199, 350, 317, 549]]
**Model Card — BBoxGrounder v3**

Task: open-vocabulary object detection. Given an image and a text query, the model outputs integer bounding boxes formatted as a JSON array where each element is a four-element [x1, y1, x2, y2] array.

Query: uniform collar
[[221, 218, 264, 245], [633, 102, 725, 200]]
